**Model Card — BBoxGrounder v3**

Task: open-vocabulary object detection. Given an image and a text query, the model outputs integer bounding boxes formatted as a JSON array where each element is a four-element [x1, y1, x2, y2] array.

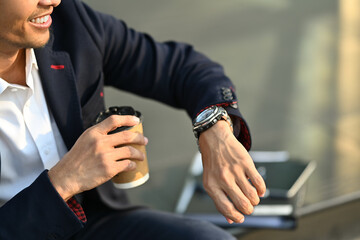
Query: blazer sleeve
[[73, 0, 252, 148], [62, 0, 251, 148], [0, 171, 84, 240]]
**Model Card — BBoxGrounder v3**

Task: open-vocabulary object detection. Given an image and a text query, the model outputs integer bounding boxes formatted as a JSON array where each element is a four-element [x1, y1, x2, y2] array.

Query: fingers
[[209, 174, 256, 219], [96, 115, 140, 134], [91, 114, 148, 148], [230, 163, 265, 208], [212, 168, 255, 215], [226, 183, 255, 215], [225, 217, 234, 224], [100, 146, 144, 177], [236, 174, 260, 206], [207, 187, 245, 223], [202, 157, 266, 224], [107, 145, 146, 162], [116, 159, 137, 172], [207, 179, 260, 224], [110, 130, 148, 147], [246, 166, 267, 197]]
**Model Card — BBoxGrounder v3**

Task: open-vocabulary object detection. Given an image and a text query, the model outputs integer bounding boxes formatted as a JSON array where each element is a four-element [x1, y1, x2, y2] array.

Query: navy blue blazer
[[0, 0, 251, 239]]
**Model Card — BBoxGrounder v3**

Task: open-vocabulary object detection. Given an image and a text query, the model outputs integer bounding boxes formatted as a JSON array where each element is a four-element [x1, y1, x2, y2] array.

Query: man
[[0, 0, 266, 239]]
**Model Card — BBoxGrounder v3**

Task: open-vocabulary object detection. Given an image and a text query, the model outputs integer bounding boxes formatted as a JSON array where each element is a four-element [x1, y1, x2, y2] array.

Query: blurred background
[[82, 0, 359, 239]]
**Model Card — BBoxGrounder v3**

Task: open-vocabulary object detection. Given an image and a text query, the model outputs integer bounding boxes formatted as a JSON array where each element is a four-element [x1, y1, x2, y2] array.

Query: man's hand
[[198, 120, 266, 224], [48, 115, 148, 201]]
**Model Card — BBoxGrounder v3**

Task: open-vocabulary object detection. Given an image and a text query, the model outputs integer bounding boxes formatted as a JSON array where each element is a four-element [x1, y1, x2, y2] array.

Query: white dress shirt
[[0, 49, 68, 206]]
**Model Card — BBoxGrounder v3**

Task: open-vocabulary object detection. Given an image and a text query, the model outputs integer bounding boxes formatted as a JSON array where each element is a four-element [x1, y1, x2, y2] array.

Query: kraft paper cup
[[111, 119, 149, 189], [95, 106, 149, 189]]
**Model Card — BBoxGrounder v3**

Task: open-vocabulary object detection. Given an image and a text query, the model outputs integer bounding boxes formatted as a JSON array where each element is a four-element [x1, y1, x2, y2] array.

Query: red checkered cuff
[[66, 197, 87, 223], [239, 118, 251, 151]]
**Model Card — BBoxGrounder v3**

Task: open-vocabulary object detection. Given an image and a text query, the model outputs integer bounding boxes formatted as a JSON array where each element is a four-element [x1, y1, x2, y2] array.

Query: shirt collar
[[29, 48, 39, 70], [0, 78, 8, 95], [25, 48, 38, 90], [0, 48, 38, 94]]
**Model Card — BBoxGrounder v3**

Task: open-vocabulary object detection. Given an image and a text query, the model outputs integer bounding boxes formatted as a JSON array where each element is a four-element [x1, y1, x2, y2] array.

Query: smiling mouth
[[29, 14, 52, 29], [30, 15, 50, 24]]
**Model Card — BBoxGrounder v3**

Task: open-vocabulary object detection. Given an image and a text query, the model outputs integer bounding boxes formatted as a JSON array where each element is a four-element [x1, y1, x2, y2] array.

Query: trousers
[[71, 208, 236, 240]]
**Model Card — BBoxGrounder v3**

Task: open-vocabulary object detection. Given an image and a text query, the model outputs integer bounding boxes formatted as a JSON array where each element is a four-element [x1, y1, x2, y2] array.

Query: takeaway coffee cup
[[95, 106, 149, 189]]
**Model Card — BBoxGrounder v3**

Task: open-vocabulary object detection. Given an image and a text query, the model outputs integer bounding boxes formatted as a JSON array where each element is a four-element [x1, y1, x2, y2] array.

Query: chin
[[31, 33, 51, 48], [17, 31, 51, 49], [33, 40, 50, 48]]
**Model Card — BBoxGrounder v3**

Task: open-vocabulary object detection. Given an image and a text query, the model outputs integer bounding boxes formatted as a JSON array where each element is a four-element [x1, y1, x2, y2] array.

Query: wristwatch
[[192, 106, 233, 140]]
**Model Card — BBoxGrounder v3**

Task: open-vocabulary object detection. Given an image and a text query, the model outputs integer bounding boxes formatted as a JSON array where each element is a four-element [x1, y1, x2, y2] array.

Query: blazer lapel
[[34, 46, 84, 150]]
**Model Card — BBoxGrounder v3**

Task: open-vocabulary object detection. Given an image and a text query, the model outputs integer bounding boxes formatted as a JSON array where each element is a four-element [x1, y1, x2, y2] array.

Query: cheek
[[2, 1, 34, 24], [0, 18, 31, 48], [0, 4, 39, 48], [0, 10, 26, 33]]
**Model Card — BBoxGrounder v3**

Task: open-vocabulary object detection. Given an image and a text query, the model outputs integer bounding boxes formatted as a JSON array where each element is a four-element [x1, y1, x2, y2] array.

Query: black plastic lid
[[95, 106, 142, 134]]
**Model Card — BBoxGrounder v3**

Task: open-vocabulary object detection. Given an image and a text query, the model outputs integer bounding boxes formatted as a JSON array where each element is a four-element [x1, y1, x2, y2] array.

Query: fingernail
[[133, 117, 140, 124], [144, 137, 149, 145], [226, 217, 233, 224], [239, 217, 245, 224]]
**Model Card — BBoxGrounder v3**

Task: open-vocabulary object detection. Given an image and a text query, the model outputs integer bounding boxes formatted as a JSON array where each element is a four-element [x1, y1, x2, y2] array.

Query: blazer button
[[221, 87, 234, 101]]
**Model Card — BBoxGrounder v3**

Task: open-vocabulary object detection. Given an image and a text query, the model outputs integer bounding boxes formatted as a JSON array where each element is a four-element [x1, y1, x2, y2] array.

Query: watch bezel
[[193, 106, 219, 125], [193, 106, 229, 139]]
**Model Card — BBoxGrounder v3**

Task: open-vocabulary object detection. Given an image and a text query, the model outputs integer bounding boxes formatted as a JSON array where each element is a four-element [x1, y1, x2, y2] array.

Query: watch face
[[196, 107, 216, 123]]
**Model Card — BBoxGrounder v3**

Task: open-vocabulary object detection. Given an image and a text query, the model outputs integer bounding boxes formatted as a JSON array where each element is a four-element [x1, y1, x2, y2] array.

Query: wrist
[[199, 120, 233, 144], [48, 169, 74, 202], [193, 106, 232, 140]]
